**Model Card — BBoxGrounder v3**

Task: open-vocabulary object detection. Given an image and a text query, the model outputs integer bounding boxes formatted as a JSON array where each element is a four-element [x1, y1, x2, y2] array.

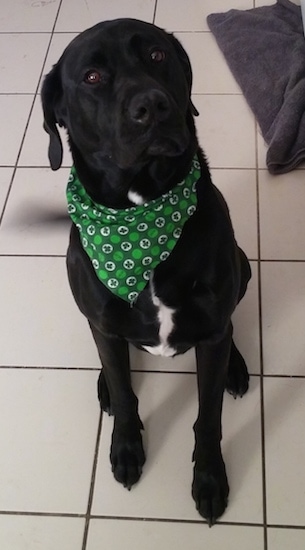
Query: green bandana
[[66, 157, 200, 303]]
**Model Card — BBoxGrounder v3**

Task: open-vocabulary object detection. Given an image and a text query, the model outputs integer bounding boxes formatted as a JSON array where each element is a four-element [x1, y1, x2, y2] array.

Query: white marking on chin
[[128, 189, 145, 205], [143, 283, 176, 357]]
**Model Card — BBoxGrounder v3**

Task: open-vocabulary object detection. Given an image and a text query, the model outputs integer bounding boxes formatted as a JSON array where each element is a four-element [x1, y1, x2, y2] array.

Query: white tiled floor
[[0, 1, 304, 549]]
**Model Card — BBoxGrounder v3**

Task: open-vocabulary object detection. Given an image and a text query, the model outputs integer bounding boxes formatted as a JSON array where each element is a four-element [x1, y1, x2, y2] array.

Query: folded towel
[[207, 0, 305, 174]]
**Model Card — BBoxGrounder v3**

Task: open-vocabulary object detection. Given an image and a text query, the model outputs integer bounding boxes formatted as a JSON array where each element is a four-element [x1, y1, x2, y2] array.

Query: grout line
[[194, 93, 244, 97], [89, 515, 264, 527], [132, 369, 196, 375], [152, 0, 158, 23], [131, 370, 261, 378], [1, 164, 304, 171], [0, 31, 54, 35], [81, 413, 103, 550], [0, 31, 67, 35], [0, 365, 100, 371], [0, 30, 213, 35], [0, 93, 35, 96], [0, 254, 66, 258], [0, 165, 71, 168], [255, 120, 268, 550], [259, 259, 305, 263], [0, 510, 85, 518], [260, 278, 268, 550], [0, 506, 304, 531], [0, 365, 302, 379], [267, 524, 305, 530], [0, 170, 17, 226], [262, 374, 305, 379]]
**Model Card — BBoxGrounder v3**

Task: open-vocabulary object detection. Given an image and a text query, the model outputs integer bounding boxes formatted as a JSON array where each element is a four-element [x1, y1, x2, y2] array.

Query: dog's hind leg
[[225, 339, 249, 399], [97, 369, 112, 415], [89, 322, 145, 490], [224, 248, 251, 399]]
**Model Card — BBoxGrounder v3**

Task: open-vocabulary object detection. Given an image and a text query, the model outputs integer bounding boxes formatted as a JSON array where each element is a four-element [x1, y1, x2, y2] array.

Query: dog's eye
[[84, 70, 102, 84], [150, 49, 166, 63]]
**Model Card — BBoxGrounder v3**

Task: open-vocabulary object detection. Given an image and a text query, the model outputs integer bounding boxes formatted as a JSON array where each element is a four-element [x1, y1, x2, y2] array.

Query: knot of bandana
[[66, 157, 201, 303]]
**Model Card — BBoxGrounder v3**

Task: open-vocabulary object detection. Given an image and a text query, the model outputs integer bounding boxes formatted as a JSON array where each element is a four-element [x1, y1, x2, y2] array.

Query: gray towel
[[207, 0, 305, 174]]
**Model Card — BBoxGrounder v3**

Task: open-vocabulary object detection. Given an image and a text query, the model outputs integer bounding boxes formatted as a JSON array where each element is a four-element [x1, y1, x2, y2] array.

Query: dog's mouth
[[147, 135, 188, 157], [115, 125, 190, 169], [114, 139, 187, 170]]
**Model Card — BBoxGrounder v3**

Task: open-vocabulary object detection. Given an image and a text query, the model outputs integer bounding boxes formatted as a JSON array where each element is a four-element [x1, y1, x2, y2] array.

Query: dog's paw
[[97, 370, 113, 415], [226, 344, 249, 399], [110, 435, 146, 490], [192, 464, 229, 526]]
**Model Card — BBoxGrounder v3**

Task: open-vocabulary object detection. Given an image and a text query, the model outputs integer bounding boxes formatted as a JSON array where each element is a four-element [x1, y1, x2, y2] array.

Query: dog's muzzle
[[116, 86, 190, 166]]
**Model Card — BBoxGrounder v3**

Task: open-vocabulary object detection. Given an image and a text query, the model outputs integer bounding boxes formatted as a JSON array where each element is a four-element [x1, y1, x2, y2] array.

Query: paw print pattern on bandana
[[66, 157, 201, 303]]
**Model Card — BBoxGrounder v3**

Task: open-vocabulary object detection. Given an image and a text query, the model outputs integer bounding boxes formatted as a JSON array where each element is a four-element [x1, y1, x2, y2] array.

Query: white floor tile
[[0, 34, 50, 94], [268, 528, 305, 550], [195, 95, 256, 168], [55, 0, 155, 32], [130, 345, 197, 373], [87, 519, 264, 550], [19, 95, 72, 168], [0, 168, 69, 255], [0, 515, 85, 550], [0, 95, 34, 166], [177, 33, 241, 94], [211, 169, 257, 259], [92, 373, 263, 524], [259, 170, 305, 260], [155, 0, 254, 31], [0, 369, 99, 513], [0, 256, 99, 367], [0, 0, 60, 32], [264, 378, 305, 525], [261, 262, 305, 375]]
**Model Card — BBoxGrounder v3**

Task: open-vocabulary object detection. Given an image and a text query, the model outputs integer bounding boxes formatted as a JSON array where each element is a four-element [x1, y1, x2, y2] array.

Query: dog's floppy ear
[[41, 64, 65, 170], [168, 33, 199, 117]]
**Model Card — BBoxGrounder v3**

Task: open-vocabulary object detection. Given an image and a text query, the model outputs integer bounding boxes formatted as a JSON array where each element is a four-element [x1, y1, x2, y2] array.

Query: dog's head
[[42, 18, 198, 175]]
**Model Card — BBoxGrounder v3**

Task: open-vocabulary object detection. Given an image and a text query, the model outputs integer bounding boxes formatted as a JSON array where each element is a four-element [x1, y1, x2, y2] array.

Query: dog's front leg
[[89, 322, 145, 490], [192, 324, 232, 525]]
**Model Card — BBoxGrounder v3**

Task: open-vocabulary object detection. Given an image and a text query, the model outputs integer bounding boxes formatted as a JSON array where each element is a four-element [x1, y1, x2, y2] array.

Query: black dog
[[41, 18, 251, 525]]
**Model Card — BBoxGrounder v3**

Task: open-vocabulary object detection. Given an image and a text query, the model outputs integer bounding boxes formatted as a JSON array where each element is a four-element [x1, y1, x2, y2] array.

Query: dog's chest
[[142, 291, 177, 357]]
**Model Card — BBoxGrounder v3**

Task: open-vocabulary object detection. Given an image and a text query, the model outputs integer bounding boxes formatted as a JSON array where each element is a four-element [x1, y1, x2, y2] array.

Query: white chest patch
[[128, 189, 145, 205], [143, 287, 176, 357]]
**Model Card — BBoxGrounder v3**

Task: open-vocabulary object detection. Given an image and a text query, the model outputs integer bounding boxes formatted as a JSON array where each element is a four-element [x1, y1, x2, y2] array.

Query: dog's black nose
[[128, 90, 170, 125]]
